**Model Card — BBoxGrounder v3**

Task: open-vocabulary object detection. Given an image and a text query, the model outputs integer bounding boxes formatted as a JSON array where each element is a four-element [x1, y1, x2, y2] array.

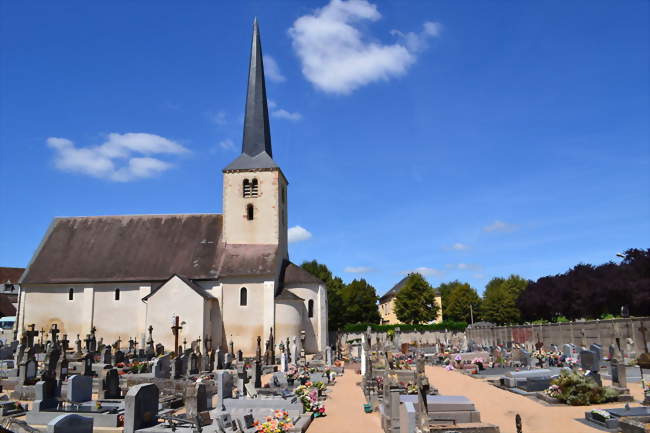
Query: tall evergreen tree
[[394, 273, 440, 324], [300, 260, 345, 330]]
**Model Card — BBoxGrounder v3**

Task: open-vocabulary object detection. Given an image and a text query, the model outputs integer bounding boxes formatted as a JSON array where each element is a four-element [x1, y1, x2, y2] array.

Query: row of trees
[[300, 260, 380, 330], [301, 248, 649, 329]]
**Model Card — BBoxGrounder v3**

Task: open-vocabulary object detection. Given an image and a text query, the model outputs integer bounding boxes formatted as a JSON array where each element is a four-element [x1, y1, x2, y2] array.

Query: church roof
[[281, 262, 324, 286], [275, 289, 304, 302], [0, 294, 16, 317], [20, 214, 280, 284], [224, 19, 278, 172]]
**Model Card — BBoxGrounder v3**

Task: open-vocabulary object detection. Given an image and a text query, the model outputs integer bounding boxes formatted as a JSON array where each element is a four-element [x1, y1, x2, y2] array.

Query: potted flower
[[254, 410, 294, 433], [287, 364, 298, 385]]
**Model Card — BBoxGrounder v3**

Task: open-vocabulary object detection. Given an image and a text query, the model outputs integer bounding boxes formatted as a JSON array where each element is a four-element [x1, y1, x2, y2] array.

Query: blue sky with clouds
[[1, 0, 648, 295]]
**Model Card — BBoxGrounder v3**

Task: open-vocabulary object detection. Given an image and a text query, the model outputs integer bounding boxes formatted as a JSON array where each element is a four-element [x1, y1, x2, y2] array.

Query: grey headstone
[[185, 383, 208, 418], [124, 383, 159, 433], [104, 368, 120, 399], [215, 370, 233, 407], [153, 354, 170, 379], [580, 350, 597, 372], [47, 414, 93, 433], [272, 371, 288, 389], [68, 375, 92, 403]]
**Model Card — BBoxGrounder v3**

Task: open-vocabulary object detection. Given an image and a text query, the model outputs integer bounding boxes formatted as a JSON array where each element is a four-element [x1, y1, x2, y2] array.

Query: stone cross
[[269, 327, 275, 364], [60, 334, 69, 352], [229, 338, 234, 355], [25, 324, 38, 347], [256, 336, 262, 363], [49, 324, 60, 344]]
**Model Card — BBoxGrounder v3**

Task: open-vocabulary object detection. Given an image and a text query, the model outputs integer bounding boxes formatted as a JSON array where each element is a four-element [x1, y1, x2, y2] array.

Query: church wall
[[274, 300, 303, 346], [145, 276, 206, 352], [286, 283, 327, 353], [219, 277, 271, 356], [19, 283, 149, 342]]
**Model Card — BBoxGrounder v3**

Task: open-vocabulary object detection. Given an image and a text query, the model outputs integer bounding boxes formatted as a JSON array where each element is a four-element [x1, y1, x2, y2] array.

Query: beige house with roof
[[379, 275, 443, 325], [17, 20, 327, 356]]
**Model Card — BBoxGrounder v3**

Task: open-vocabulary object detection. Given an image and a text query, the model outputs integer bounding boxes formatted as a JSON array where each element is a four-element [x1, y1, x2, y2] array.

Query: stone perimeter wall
[[466, 317, 650, 353], [337, 317, 650, 354]]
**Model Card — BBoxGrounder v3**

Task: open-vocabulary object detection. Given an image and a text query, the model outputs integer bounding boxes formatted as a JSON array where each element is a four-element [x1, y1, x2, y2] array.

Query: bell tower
[[222, 19, 288, 259]]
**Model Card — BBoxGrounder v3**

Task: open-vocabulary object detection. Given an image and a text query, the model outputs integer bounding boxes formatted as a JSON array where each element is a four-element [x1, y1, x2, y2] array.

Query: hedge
[[341, 321, 467, 333]]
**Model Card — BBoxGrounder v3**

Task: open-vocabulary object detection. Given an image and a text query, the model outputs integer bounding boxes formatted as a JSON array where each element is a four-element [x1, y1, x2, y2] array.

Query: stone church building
[[17, 20, 327, 356]]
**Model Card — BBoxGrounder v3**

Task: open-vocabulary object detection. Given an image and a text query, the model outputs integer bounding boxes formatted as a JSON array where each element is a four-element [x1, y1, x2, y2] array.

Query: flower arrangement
[[454, 354, 462, 362], [471, 357, 484, 364], [313, 381, 327, 392], [564, 357, 578, 368], [254, 410, 294, 433], [548, 370, 619, 405], [293, 383, 326, 415], [445, 364, 454, 371], [545, 384, 561, 399], [406, 383, 418, 395]]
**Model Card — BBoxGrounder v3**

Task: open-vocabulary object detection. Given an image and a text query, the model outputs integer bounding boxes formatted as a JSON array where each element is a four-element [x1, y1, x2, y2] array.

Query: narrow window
[[251, 178, 259, 197], [247, 204, 254, 221], [68, 288, 74, 301], [243, 179, 251, 198], [240, 287, 248, 306], [114, 288, 120, 301], [308, 299, 314, 318]]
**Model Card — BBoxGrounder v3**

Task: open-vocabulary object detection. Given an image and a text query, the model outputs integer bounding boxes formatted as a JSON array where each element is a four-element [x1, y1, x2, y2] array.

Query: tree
[[340, 279, 381, 324], [481, 275, 526, 324], [435, 280, 473, 321], [517, 248, 650, 321], [394, 273, 440, 324], [444, 282, 481, 323], [300, 260, 345, 330]]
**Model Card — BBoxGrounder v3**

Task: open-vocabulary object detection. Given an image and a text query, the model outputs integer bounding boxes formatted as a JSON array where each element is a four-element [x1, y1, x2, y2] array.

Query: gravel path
[[425, 365, 645, 433], [309, 367, 383, 433]]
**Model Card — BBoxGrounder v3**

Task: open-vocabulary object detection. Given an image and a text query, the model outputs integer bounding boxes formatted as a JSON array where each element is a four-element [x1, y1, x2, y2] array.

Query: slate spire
[[242, 18, 272, 158]]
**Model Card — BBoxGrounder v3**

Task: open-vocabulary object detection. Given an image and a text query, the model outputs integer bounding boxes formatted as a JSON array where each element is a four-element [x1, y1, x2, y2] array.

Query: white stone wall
[[19, 282, 150, 343], [274, 300, 303, 347], [286, 283, 327, 353]]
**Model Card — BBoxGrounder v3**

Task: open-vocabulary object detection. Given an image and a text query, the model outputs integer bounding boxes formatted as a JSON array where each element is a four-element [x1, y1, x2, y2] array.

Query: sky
[[1, 0, 648, 296]]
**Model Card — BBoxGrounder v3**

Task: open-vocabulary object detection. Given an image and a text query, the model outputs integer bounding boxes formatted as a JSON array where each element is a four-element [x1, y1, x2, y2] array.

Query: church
[[17, 20, 328, 356]]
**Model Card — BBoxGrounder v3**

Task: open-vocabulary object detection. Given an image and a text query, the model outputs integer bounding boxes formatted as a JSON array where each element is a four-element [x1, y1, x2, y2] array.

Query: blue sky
[[1, 1, 648, 296]]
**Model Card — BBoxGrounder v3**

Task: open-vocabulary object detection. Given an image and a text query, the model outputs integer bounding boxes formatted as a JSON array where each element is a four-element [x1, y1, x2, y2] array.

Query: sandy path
[[426, 366, 645, 433], [309, 367, 383, 433]]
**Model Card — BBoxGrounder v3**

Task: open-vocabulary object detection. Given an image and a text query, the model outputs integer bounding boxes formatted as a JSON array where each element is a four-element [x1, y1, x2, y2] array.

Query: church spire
[[242, 18, 272, 158]]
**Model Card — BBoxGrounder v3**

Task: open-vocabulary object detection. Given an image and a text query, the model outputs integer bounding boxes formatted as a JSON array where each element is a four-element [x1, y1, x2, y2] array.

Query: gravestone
[[185, 383, 208, 418], [102, 346, 112, 365], [124, 383, 159, 433], [103, 368, 121, 399], [47, 414, 93, 433], [325, 346, 333, 366], [223, 352, 233, 369], [215, 370, 233, 408], [34, 379, 58, 410], [589, 343, 602, 368], [580, 350, 597, 372], [214, 348, 222, 370], [68, 375, 92, 403], [244, 382, 258, 398], [153, 354, 170, 379], [610, 358, 626, 388], [562, 344, 574, 358], [172, 356, 182, 379], [114, 350, 125, 365], [20, 358, 38, 385]]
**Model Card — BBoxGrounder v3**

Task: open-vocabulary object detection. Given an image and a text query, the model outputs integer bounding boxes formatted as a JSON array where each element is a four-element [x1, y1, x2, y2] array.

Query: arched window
[[68, 288, 74, 301], [247, 204, 254, 221], [114, 288, 120, 301], [240, 287, 248, 306], [243, 179, 251, 198], [308, 299, 314, 318], [251, 178, 259, 197]]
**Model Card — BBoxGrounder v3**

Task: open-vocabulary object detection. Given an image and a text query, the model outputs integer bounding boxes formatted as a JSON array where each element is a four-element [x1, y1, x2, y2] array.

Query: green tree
[[300, 260, 345, 330], [444, 282, 481, 323], [394, 273, 440, 324], [340, 279, 381, 324], [481, 274, 527, 324]]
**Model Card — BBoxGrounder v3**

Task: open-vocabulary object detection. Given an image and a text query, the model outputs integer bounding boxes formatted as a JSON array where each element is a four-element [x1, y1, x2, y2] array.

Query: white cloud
[[207, 110, 228, 126], [268, 100, 302, 121], [47, 133, 188, 182], [390, 21, 441, 52], [272, 109, 303, 121], [263, 55, 286, 82], [451, 242, 469, 251], [401, 267, 444, 277], [483, 220, 519, 233], [344, 266, 374, 273], [446, 263, 482, 271], [289, 0, 441, 94], [288, 225, 312, 243], [218, 139, 236, 151], [473, 273, 485, 279]]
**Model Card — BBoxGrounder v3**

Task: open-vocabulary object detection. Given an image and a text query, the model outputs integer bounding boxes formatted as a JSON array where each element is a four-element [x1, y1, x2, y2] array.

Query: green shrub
[[550, 370, 619, 406], [341, 321, 467, 333]]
